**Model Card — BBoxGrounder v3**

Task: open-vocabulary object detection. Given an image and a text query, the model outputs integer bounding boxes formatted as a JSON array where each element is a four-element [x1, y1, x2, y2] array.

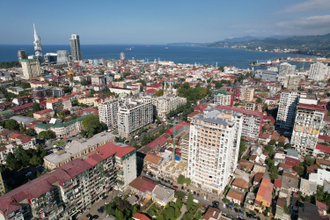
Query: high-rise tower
[[33, 24, 43, 63], [70, 34, 81, 61]]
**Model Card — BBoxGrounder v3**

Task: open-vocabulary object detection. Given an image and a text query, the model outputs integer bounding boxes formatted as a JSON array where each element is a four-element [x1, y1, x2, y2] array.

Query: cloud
[[277, 14, 330, 31], [280, 0, 330, 13]]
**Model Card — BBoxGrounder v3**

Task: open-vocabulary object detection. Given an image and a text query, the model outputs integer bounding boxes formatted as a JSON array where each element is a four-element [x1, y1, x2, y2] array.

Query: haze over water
[[0, 45, 310, 69]]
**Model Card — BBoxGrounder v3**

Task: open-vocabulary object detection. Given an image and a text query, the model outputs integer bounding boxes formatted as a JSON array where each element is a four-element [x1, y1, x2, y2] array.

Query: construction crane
[[166, 119, 178, 161]]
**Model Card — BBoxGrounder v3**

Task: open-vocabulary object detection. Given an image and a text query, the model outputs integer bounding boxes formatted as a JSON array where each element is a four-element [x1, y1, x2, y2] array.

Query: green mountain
[[208, 33, 330, 56]]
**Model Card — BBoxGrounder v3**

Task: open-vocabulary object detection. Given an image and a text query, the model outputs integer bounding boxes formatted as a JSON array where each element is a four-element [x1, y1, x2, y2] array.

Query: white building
[[276, 92, 300, 130], [21, 59, 42, 79], [214, 91, 234, 106], [152, 94, 187, 118], [99, 99, 120, 129], [309, 169, 330, 185], [188, 107, 243, 195], [308, 62, 330, 81], [118, 97, 153, 138], [279, 62, 296, 76], [291, 103, 326, 153]]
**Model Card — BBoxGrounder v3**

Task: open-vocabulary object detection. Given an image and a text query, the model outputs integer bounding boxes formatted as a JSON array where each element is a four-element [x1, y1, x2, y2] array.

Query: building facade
[[21, 59, 42, 79], [279, 62, 296, 76], [308, 62, 330, 81], [214, 91, 234, 106], [56, 50, 70, 64], [216, 105, 263, 141], [118, 97, 153, 138], [0, 142, 136, 220], [291, 104, 326, 153], [33, 24, 43, 63], [188, 107, 243, 195], [70, 34, 81, 61], [276, 92, 300, 130], [152, 94, 187, 118], [99, 99, 120, 129]]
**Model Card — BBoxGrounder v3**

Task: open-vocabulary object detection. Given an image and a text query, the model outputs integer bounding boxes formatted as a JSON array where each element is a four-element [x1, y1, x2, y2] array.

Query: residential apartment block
[[99, 99, 120, 129], [308, 62, 330, 81], [117, 97, 153, 138], [0, 142, 136, 220], [291, 104, 326, 153], [239, 87, 254, 102], [276, 91, 300, 130], [152, 94, 187, 118], [216, 105, 263, 141], [35, 115, 86, 137], [21, 59, 42, 79], [188, 107, 243, 195], [214, 91, 234, 106], [43, 132, 115, 169]]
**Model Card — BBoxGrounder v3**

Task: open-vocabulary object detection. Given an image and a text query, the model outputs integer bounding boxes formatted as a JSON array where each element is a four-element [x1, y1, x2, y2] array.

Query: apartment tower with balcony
[[188, 107, 243, 195]]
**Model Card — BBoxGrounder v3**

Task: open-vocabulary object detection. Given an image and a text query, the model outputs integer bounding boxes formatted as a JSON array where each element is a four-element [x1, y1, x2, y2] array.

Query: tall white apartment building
[[276, 92, 300, 130], [152, 94, 187, 118], [99, 99, 119, 128], [118, 97, 153, 138], [214, 91, 234, 106], [188, 107, 243, 195], [291, 104, 326, 153], [308, 62, 330, 81], [21, 59, 42, 79], [279, 62, 296, 76]]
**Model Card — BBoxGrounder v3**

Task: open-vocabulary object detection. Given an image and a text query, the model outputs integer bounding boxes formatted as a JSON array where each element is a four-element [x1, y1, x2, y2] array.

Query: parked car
[[202, 204, 206, 208], [228, 202, 235, 207], [222, 213, 227, 217], [173, 185, 178, 189]]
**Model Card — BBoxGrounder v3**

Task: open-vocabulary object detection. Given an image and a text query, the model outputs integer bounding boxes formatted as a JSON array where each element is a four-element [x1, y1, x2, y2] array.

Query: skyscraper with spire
[[33, 24, 43, 63], [70, 34, 81, 61]]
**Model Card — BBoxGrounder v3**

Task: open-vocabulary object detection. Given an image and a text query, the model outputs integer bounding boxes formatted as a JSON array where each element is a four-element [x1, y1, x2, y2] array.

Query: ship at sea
[[125, 48, 132, 51], [260, 60, 272, 67], [272, 59, 280, 65]]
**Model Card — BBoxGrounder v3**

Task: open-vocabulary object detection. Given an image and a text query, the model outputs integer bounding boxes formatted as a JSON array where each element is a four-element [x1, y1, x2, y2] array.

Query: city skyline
[[1, 0, 330, 45]]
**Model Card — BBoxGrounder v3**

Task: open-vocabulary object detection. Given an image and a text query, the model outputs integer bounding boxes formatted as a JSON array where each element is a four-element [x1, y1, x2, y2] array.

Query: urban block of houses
[[35, 115, 86, 137], [43, 132, 115, 169], [255, 178, 273, 211], [129, 176, 175, 206]]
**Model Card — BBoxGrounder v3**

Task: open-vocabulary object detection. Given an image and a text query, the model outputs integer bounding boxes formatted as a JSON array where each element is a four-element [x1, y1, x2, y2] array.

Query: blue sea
[[0, 44, 311, 69]]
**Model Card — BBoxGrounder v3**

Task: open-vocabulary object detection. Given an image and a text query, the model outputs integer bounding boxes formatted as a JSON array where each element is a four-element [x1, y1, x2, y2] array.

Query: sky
[[1, 0, 330, 45]]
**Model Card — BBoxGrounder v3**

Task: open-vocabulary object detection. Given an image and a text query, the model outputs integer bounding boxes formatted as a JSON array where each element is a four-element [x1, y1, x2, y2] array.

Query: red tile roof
[[316, 144, 330, 154], [298, 103, 328, 113], [34, 109, 53, 115], [319, 135, 330, 141], [86, 142, 135, 160], [145, 135, 167, 149], [274, 179, 282, 188], [257, 178, 273, 205], [8, 103, 34, 112], [132, 213, 151, 220]]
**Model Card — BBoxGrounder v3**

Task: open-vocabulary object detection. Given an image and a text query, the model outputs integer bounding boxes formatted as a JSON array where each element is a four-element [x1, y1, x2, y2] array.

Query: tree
[[175, 191, 185, 200], [165, 206, 175, 219], [24, 128, 35, 136], [32, 102, 41, 112], [82, 114, 99, 129], [131, 205, 139, 215], [278, 142, 285, 148], [262, 103, 268, 112], [177, 174, 185, 184], [6, 152, 20, 170], [186, 193, 193, 210], [133, 141, 138, 149], [38, 130, 55, 139], [293, 166, 304, 176], [256, 97, 263, 104], [269, 140, 276, 146], [5, 119, 19, 130], [184, 177, 191, 186], [15, 146, 30, 167], [176, 199, 182, 209]]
